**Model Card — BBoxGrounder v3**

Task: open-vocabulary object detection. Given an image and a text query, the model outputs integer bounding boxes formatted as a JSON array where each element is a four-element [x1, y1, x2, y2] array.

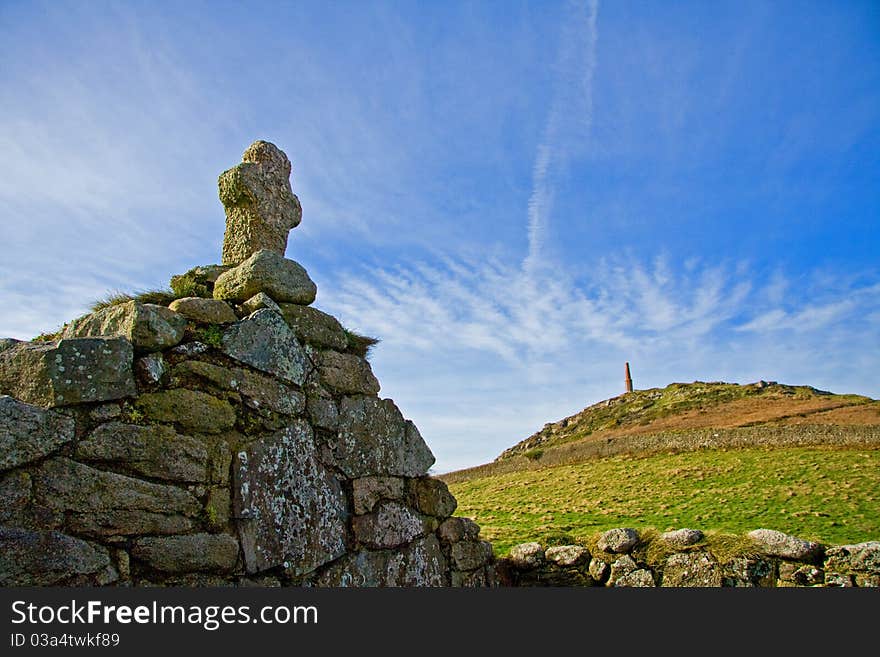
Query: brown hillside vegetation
[[442, 381, 879, 484]]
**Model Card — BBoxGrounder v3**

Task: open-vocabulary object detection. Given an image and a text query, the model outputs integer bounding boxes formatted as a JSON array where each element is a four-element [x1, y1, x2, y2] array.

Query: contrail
[[524, 0, 599, 275]]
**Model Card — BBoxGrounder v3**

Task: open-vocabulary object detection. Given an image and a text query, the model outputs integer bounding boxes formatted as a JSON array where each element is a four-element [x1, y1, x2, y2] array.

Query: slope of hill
[[496, 381, 877, 461], [440, 381, 880, 555]]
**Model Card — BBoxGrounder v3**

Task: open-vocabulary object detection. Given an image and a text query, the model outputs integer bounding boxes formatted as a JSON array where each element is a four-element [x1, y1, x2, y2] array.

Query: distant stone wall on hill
[[498, 528, 879, 587], [0, 141, 494, 587]]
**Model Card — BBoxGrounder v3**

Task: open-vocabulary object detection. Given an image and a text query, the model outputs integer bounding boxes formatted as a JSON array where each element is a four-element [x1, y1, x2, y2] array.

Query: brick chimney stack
[[625, 362, 633, 393]]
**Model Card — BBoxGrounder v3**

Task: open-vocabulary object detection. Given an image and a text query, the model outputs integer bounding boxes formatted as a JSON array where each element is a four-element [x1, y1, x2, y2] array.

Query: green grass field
[[448, 446, 880, 556]]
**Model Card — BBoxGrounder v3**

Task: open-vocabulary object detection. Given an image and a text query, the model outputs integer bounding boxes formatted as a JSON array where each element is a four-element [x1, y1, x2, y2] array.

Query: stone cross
[[219, 140, 303, 265]]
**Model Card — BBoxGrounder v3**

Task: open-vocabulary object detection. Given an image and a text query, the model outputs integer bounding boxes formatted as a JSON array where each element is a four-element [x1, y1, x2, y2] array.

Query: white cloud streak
[[525, 0, 600, 274], [320, 256, 880, 472]]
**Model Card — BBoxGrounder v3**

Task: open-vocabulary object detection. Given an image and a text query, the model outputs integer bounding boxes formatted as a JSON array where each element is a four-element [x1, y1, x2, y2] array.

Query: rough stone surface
[[76, 422, 209, 483], [748, 529, 822, 561], [171, 342, 210, 356], [335, 396, 435, 477], [0, 469, 33, 525], [723, 557, 775, 587], [598, 528, 640, 554], [451, 541, 493, 571], [241, 292, 281, 316], [132, 534, 239, 573], [660, 528, 704, 549], [280, 304, 347, 350], [408, 477, 457, 518], [778, 562, 824, 586], [545, 545, 591, 568], [219, 140, 302, 265], [0, 337, 135, 407], [385, 535, 447, 586], [169, 297, 238, 324], [351, 476, 406, 515], [136, 389, 235, 434], [662, 552, 722, 587], [135, 353, 166, 385], [63, 302, 186, 352], [220, 309, 311, 385], [0, 528, 116, 586], [608, 555, 639, 585], [589, 557, 610, 583], [214, 250, 316, 305], [318, 350, 380, 395], [509, 542, 545, 570], [437, 517, 481, 544], [173, 360, 305, 416], [824, 542, 880, 587], [0, 395, 75, 472], [234, 421, 347, 575], [311, 550, 387, 587], [171, 264, 230, 289], [32, 458, 200, 537], [353, 501, 428, 549], [615, 569, 656, 587], [306, 387, 338, 431]]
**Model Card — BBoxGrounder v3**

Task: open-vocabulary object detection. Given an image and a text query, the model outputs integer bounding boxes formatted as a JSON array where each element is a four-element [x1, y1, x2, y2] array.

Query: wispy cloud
[[320, 255, 880, 471], [525, 0, 600, 274]]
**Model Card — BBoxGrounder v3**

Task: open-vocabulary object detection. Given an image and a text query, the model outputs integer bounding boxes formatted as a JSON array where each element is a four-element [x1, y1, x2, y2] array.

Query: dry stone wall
[[0, 141, 494, 587], [499, 528, 880, 587]]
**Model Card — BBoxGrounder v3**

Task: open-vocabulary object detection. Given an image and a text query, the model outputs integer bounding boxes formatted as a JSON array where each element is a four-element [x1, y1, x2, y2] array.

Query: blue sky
[[1, 0, 878, 472]]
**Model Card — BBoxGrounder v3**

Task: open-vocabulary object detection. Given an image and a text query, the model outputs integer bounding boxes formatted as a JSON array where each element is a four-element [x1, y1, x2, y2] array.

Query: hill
[[441, 381, 880, 555]]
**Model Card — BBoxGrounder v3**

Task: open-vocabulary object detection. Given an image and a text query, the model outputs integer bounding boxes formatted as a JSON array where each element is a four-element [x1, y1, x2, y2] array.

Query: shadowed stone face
[[219, 140, 303, 265]]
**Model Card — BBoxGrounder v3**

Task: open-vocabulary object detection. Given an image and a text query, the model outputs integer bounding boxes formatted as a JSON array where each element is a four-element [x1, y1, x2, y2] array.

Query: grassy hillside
[[442, 381, 880, 556], [448, 446, 880, 556]]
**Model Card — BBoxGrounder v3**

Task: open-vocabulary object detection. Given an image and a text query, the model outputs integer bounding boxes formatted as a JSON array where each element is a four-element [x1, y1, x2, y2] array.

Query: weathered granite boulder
[[32, 458, 200, 537], [0, 396, 75, 471], [615, 569, 656, 587], [132, 534, 240, 574], [0, 528, 116, 586], [660, 528, 704, 549], [172, 360, 305, 416], [662, 552, 722, 587], [545, 545, 590, 568], [306, 386, 338, 431], [589, 557, 610, 583], [234, 421, 347, 575], [214, 250, 316, 305], [748, 529, 822, 561], [334, 396, 435, 478], [318, 350, 380, 395], [135, 353, 166, 385], [220, 308, 311, 385], [409, 477, 457, 518], [385, 535, 447, 586], [598, 528, 640, 553], [451, 540, 494, 571], [241, 292, 281, 316], [135, 389, 236, 434], [219, 140, 302, 265], [0, 337, 135, 407], [722, 557, 775, 587], [824, 542, 880, 587], [280, 304, 348, 350], [437, 517, 481, 544], [607, 555, 638, 585], [509, 542, 545, 569], [352, 501, 429, 549], [778, 562, 824, 587], [63, 301, 186, 352], [352, 476, 406, 515], [76, 422, 210, 483], [168, 297, 238, 324]]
